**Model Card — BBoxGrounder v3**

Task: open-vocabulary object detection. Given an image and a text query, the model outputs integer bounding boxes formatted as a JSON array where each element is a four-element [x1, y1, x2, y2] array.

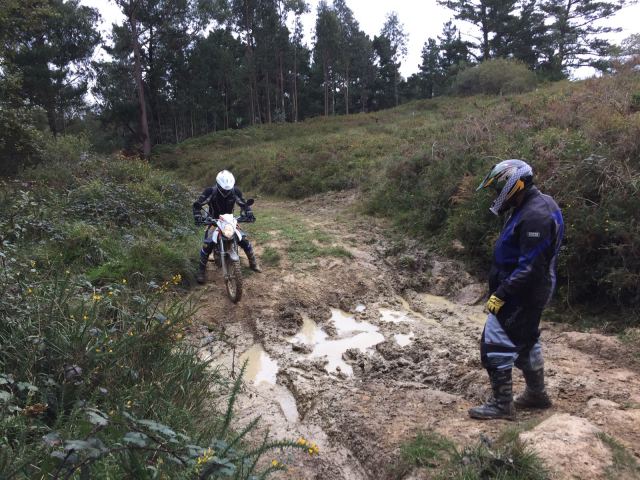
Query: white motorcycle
[[201, 199, 255, 303]]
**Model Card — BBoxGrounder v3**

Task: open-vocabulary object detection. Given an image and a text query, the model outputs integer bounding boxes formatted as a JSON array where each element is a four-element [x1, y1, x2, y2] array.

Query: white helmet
[[216, 170, 235, 197]]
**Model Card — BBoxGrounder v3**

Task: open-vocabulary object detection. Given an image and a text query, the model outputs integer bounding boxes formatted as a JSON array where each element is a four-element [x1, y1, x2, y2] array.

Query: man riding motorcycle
[[470, 159, 564, 420], [193, 170, 261, 284]]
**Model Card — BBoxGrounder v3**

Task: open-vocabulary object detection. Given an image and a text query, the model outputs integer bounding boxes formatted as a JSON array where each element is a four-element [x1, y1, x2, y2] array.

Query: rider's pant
[[480, 304, 545, 374]]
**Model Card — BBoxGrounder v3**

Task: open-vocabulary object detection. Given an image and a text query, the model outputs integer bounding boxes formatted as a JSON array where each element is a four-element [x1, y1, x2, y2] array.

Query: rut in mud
[[188, 192, 640, 480]]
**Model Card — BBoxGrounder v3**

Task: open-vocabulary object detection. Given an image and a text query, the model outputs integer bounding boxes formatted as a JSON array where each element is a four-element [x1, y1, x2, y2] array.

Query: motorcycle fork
[[219, 239, 239, 279]]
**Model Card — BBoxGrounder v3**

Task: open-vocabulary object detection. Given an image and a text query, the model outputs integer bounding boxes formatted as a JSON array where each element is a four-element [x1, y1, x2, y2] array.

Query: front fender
[[229, 250, 240, 262]]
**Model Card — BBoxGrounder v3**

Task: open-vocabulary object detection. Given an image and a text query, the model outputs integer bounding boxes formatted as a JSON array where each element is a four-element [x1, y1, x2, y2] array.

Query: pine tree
[[380, 11, 408, 106], [540, 0, 630, 78]]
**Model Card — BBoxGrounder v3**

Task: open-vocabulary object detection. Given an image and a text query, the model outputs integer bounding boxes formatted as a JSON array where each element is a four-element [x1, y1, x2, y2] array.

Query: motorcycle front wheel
[[225, 260, 243, 303]]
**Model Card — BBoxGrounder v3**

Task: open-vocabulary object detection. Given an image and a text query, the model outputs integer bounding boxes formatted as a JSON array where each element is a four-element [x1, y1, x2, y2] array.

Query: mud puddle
[[394, 332, 415, 346], [240, 344, 279, 385], [290, 309, 384, 375]]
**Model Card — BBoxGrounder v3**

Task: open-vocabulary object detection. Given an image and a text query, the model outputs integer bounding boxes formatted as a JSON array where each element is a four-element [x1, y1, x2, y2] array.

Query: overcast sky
[[81, 0, 640, 79]]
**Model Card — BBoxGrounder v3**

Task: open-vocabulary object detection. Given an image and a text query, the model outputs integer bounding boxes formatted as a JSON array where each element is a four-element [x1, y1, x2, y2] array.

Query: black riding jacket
[[193, 186, 247, 219], [489, 186, 564, 308]]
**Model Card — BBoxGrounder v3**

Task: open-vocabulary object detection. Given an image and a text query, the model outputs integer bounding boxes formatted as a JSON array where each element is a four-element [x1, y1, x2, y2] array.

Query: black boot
[[196, 250, 208, 284], [469, 369, 515, 421], [247, 251, 262, 273], [514, 368, 552, 409]]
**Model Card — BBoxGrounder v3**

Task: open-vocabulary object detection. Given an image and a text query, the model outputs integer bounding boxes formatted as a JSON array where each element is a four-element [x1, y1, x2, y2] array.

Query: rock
[[453, 283, 486, 305], [519, 414, 612, 480], [586, 398, 620, 410], [584, 398, 640, 457], [291, 342, 313, 354]]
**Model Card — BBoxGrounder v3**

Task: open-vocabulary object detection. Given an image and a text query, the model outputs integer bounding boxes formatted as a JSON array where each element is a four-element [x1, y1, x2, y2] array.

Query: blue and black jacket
[[490, 186, 564, 309]]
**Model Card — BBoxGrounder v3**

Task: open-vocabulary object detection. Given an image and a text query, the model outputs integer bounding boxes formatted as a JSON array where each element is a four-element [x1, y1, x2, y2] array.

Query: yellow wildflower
[[122, 279, 127, 284], [196, 448, 215, 466], [92, 294, 102, 302]]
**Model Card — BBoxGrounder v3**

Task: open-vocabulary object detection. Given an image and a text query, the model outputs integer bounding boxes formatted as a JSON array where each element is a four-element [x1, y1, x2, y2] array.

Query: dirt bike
[[200, 199, 255, 303]]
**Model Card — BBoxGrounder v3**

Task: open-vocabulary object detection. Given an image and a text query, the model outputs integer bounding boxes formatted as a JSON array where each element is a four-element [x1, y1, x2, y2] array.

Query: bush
[[452, 59, 537, 96], [0, 154, 312, 477]]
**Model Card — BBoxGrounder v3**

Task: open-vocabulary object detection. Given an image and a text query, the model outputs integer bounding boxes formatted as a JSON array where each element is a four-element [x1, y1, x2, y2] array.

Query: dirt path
[[189, 192, 640, 479]]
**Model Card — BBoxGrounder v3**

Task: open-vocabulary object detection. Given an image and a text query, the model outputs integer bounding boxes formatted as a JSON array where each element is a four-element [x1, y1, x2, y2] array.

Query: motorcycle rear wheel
[[225, 260, 243, 303]]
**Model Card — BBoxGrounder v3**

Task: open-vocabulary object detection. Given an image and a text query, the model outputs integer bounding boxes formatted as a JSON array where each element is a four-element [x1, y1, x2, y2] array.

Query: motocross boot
[[196, 249, 208, 284], [469, 369, 515, 421], [241, 242, 262, 273], [514, 368, 552, 409], [247, 251, 262, 273]]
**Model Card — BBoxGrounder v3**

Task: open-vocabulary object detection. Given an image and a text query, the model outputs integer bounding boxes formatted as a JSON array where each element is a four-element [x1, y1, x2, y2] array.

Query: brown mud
[[189, 192, 640, 480]]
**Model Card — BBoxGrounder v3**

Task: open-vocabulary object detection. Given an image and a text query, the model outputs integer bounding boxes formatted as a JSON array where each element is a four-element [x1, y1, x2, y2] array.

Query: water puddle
[[379, 308, 414, 324], [394, 332, 415, 347], [240, 345, 279, 385], [290, 310, 384, 375]]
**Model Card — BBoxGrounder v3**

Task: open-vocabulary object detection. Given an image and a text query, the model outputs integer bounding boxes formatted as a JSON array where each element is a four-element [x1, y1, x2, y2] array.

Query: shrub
[[452, 59, 537, 96], [0, 153, 312, 477]]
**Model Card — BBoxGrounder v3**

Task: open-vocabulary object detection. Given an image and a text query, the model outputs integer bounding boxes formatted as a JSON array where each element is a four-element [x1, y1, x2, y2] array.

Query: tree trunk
[[394, 69, 399, 107], [323, 56, 329, 117], [331, 73, 335, 115], [293, 46, 299, 122], [279, 51, 285, 120], [481, 4, 490, 61], [129, 10, 151, 157], [345, 66, 350, 115], [266, 70, 272, 124]]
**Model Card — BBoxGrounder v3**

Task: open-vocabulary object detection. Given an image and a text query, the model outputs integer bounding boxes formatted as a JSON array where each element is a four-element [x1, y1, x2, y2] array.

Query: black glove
[[194, 214, 204, 226], [243, 209, 256, 223]]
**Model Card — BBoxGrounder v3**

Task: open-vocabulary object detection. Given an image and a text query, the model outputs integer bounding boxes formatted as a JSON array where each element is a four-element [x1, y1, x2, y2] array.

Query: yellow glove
[[486, 294, 505, 315]]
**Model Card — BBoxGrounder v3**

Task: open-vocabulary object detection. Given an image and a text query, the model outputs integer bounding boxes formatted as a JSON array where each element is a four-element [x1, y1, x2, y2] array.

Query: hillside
[[156, 69, 640, 318]]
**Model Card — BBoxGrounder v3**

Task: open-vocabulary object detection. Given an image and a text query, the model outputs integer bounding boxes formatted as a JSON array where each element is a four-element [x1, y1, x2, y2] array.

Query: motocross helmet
[[216, 170, 235, 198], [477, 159, 533, 215]]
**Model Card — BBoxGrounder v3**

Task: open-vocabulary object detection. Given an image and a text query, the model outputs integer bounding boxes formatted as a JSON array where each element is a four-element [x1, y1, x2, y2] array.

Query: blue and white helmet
[[216, 170, 235, 197], [477, 159, 533, 215]]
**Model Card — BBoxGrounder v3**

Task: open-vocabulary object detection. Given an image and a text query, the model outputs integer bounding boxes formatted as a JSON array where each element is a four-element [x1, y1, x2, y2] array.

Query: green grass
[[597, 433, 640, 479], [260, 246, 282, 267], [242, 207, 353, 264], [398, 430, 549, 480]]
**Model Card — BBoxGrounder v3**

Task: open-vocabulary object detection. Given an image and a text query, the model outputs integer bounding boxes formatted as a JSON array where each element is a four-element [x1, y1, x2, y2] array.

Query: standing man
[[470, 159, 564, 420]]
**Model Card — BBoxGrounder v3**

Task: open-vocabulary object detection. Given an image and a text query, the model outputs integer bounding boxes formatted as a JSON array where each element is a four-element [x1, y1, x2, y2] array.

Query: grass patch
[[597, 433, 640, 479], [242, 207, 353, 264], [399, 430, 549, 480], [400, 431, 456, 468], [261, 246, 282, 267]]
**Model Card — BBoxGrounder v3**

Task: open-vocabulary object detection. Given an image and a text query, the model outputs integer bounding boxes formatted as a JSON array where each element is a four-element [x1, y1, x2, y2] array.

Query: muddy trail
[[189, 192, 640, 480]]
